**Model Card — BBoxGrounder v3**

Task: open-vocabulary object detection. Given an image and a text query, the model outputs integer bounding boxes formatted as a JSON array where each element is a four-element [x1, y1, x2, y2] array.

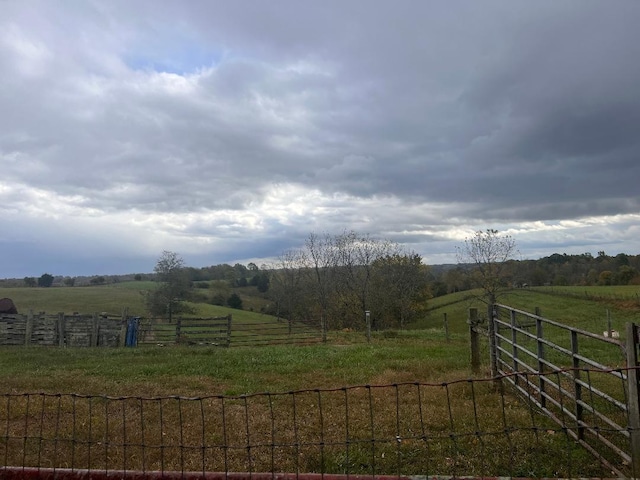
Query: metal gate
[[488, 303, 639, 477]]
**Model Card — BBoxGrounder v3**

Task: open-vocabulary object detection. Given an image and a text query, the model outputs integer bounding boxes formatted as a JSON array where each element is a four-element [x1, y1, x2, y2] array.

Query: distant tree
[[371, 252, 430, 329], [23, 277, 36, 287], [37, 273, 54, 288], [134, 274, 143, 281], [247, 262, 259, 272], [146, 251, 193, 321], [304, 232, 337, 338], [227, 293, 243, 309], [268, 249, 307, 324], [63, 277, 76, 287], [456, 229, 518, 304], [598, 270, 613, 286], [237, 276, 248, 287], [251, 272, 270, 292], [615, 265, 637, 285], [90, 276, 106, 285]]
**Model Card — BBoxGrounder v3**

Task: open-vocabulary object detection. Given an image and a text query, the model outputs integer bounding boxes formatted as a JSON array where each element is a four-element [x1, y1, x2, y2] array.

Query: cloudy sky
[[2, 1, 639, 278]]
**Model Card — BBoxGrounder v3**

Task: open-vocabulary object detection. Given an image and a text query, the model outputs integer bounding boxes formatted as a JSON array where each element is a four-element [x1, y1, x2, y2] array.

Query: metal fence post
[[510, 310, 519, 386], [570, 330, 584, 440], [625, 322, 640, 477], [536, 315, 546, 409]]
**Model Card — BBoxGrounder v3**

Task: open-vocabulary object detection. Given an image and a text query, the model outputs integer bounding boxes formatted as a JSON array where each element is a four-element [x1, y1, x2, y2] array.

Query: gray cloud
[[1, 0, 639, 277]]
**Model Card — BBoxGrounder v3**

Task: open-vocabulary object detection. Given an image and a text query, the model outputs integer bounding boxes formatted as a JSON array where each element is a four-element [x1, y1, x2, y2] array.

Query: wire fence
[[1, 369, 628, 479]]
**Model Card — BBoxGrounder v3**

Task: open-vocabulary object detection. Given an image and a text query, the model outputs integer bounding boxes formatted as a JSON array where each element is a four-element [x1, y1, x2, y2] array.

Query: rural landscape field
[[1, 281, 638, 396], [2, 280, 639, 475]]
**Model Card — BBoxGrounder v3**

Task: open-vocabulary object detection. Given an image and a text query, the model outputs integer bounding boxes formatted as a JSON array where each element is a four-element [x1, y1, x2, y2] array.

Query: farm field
[[0, 329, 465, 396], [1, 285, 636, 476], [418, 285, 640, 337], [1, 284, 638, 397]]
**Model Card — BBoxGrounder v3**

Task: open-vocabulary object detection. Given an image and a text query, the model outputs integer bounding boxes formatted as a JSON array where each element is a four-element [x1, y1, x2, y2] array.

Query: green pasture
[[418, 286, 639, 336], [0, 282, 269, 321], [0, 329, 464, 396], [1, 284, 637, 476]]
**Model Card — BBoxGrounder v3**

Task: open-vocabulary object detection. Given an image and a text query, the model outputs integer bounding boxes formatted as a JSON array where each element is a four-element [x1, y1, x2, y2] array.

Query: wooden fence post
[[321, 314, 327, 343], [365, 311, 371, 343], [92, 313, 99, 347], [226, 314, 232, 347], [444, 313, 450, 342], [176, 317, 182, 344], [119, 308, 128, 347], [625, 322, 640, 477], [57, 313, 65, 347], [25, 310, 34, 346], [468, 308, 480, 374], [487, 304, 498, 378]]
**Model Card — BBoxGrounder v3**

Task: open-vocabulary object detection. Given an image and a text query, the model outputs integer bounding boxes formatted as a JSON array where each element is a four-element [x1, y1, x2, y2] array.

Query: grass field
[[418, 286, 639, 337], [1, 284, 636, 476]]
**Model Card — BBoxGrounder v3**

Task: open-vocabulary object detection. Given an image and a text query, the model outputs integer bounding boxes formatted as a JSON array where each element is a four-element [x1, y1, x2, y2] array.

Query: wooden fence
[[1, 313, 324, 348], [474, 303, 638, 478], [0, 312, 125, 347], [135, 316, 323, 347]]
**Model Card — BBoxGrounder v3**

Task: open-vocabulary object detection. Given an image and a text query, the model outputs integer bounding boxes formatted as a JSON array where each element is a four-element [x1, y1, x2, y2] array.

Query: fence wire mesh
[[1, 370, 630, 479]]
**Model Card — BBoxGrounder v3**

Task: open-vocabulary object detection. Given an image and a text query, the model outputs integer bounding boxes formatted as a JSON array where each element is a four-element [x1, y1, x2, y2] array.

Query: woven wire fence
[[1, 371, 630, 479]]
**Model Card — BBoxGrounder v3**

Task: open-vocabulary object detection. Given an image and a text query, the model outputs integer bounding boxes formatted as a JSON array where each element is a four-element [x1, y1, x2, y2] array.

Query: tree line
[[432, 250, 640, 297], [146, 232, 431, 334]]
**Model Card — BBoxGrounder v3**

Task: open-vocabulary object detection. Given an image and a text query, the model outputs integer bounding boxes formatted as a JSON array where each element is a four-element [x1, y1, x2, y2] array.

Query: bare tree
[[147, 251, 193, 321], [268, 249, 308, 332], [304, 232, 337, 339], [456, 229, 518, 303], [333, 231, 395, 330]]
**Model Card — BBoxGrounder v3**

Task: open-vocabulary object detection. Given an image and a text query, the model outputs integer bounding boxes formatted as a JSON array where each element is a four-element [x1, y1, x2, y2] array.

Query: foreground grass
[[0, 332, 607, 477]]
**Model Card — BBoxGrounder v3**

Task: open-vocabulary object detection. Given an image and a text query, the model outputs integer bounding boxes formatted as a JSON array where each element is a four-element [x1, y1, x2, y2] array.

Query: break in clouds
[[1, 1, 640, 277]]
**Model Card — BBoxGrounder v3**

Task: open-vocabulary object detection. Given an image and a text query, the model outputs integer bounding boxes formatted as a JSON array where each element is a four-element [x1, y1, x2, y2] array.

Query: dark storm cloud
[[1, 0, 639, 277]]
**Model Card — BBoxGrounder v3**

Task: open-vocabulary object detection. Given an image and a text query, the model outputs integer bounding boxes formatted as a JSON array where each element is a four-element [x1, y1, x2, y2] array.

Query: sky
[[1, 1, 640, 278]]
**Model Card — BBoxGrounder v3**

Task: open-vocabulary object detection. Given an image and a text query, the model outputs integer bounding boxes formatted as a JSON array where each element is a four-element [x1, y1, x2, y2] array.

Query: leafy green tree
[[146, 251, 193, 321], [371, 252, 429, 329], [615, 265, 637, 285], [23, 277, 36, 287], [598, 270, 613, 286], [227, 293, 243, 309], [37, 273, 54, 288]]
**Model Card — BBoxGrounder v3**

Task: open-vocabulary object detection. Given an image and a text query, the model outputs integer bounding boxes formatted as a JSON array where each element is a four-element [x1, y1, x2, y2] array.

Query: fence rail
[[489, 304, 634, 477], [0, 312, 125, 347], [0, 313, 324, 348], [0, 372, 623, 479]]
